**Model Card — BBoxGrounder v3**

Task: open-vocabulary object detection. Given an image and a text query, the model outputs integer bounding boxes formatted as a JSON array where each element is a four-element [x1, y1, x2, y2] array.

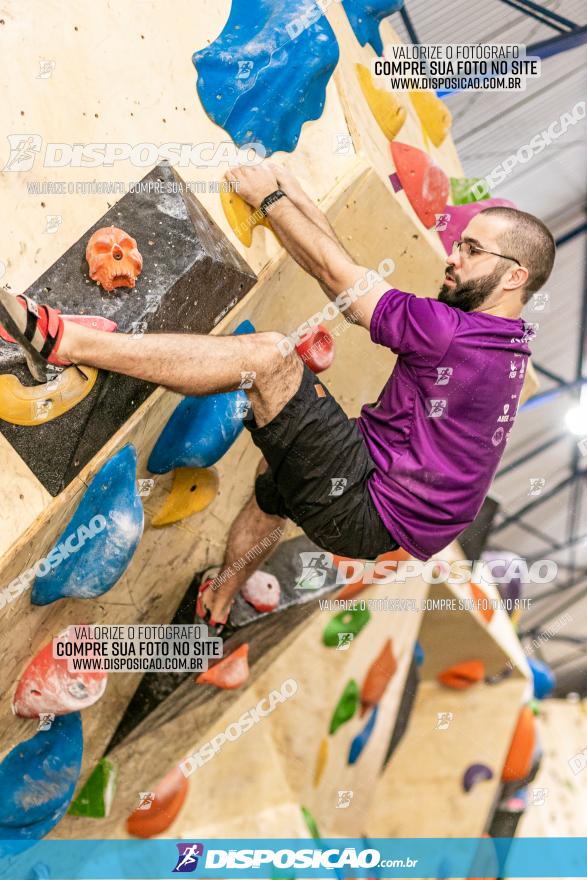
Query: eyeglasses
[[452, 240, 521, 266]]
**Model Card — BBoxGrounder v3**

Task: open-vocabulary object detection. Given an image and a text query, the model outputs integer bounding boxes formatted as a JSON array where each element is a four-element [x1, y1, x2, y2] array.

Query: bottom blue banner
[[0, 837, 586, 879]]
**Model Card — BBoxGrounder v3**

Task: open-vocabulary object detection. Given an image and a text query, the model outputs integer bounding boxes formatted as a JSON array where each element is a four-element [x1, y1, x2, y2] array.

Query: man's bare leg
[[58, 322, 301, 620], [60, 323, 300, 410], [205, 461, 284, 623]]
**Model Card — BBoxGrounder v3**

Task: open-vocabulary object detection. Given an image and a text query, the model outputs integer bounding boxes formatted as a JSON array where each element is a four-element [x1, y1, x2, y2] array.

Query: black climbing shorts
[[244, 364, 399, 560]]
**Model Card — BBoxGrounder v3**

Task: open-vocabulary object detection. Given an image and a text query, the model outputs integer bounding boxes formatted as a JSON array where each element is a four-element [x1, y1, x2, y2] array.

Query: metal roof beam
[[528, 24, 587, 59], [492, 472, 581, 533], [497, 0, 571, 33], [496, 432, 567, 477]]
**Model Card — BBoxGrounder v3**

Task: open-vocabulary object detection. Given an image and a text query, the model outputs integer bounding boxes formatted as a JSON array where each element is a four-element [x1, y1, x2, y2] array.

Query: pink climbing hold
[[241, 571, 281, 613], [437, 199, 516, 255], [12, 636, 107, 718], [196, 643, 250, 689]]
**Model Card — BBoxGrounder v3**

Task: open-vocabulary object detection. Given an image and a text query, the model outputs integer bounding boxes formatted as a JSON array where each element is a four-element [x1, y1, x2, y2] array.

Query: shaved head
[[479, 207, 556, 303]]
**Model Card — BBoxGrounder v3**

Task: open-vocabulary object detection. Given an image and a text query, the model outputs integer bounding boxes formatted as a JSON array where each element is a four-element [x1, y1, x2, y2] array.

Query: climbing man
[[0, 162, 555, 629]]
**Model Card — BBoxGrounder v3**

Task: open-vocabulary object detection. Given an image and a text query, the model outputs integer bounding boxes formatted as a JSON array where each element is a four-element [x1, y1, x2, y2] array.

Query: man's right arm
[[226, 163, 393, 332], [270, 163, 350, 254]]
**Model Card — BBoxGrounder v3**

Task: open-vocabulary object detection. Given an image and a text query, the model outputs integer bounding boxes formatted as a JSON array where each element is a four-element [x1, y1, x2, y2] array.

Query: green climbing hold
[[529, 698, 541, 716], [450, 176, 491, 205], [323, 608, 371, 647], [301, 805, 321, 840], [68, 758, 117, 818], [329, 679, 359, 734]]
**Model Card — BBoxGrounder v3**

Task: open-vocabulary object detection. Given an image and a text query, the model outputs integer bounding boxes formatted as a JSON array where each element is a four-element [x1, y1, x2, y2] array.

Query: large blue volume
[[31, 445, 144, 605], [0, 713, 83, 840], [148, 321, 256, 474], [193, 1, 339, 155]]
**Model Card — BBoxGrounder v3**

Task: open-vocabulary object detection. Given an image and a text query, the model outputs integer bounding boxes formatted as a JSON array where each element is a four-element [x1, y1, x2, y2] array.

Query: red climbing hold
[[126, 765, 189, 838], [361, 639, 397, 714], [13, 636, 107, 718], [295, 325, 335, 373], [196, 643, 250, 689], [501, 705, 536, 782], [241, 571, 281, 613], [437, 659, 485, 690], [390, 142, 449, 229]]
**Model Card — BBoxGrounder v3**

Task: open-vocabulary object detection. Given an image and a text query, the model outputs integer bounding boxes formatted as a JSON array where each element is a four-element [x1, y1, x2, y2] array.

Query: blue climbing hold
[[148, 321, 256, 474], [0, 713, 82, 840], [414, 640, 424, 666], [193, 1, 339, 155], [31, 445, 144, 605], [348, 705, 379, 764], [342, 0, 404, 55], [28, 866, 51, 879], [528, 657, 555, 700]]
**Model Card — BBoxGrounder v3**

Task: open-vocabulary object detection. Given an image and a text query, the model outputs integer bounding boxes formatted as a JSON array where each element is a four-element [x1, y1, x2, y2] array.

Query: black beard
[[438, 267, 505, 312]]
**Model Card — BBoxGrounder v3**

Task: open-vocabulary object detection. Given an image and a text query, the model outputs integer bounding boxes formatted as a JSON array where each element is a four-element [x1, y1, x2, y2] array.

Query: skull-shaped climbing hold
[[85, 226, 143, 292]]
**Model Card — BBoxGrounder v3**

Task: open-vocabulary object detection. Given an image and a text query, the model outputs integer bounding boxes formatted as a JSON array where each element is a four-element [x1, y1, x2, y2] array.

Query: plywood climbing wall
[[0, 0, 538, 845]]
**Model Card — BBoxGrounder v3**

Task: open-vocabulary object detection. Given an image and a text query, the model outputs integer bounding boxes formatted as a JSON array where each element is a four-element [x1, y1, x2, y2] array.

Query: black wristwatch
[[259, 189, 287, 216]]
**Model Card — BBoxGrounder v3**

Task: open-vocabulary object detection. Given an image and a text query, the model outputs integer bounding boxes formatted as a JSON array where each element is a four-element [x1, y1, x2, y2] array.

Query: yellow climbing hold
[[220, 188, 272, 247], [313, 737, 329, 787], [0, 365, 97, 427], [151, 467, 219, 527], [356, 64, 406, 142], [409, 91, 452, 147]]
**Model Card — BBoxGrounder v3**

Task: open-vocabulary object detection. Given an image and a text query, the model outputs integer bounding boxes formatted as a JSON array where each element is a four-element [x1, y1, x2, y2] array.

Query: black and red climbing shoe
[[0, 290, 70, 381], [0, 288, 116, 382]]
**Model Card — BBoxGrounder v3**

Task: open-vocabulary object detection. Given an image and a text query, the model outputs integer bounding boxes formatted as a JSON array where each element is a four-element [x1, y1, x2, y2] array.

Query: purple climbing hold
[[437, 200, 516, 255], [463, 762, 494, 793], [481, 550, 524, 612]]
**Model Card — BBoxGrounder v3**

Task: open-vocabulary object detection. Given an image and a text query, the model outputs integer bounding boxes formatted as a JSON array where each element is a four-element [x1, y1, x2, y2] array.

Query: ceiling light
[[565, 404, 587, 437]]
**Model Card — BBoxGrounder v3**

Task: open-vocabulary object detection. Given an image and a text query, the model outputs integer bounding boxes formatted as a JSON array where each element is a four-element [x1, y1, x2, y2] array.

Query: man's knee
[[251, 332, 302, 385]]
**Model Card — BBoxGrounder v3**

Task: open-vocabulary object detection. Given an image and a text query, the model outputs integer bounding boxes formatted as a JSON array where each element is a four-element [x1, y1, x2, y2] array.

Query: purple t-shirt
[[356, 289, 533, 561]]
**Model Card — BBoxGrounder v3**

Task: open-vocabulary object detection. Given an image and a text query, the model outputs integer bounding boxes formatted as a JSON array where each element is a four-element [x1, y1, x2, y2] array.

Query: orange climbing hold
[[335, 547, 411, 599], [501, 705, 536, 782], [469, 581, 495, 623], [437, 659, 485, 690], [361, 639, 397, 714], [86, 226, 143, 292], [196, 643, 250, 689], [13, 636, 107, 718], [313, 737, 329, 787], [126, 765, 189, 838]]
